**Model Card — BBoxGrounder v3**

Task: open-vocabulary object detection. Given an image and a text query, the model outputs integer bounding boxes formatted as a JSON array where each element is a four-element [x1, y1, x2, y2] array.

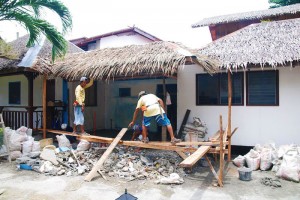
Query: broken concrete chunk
[[40, 149, 59, 166]]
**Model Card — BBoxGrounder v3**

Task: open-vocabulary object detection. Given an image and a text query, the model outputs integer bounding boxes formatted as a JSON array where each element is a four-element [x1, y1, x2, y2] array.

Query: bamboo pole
[[42, 75, 47, 139], [227, 70, 232, 161], [219, 115, 224, 187]]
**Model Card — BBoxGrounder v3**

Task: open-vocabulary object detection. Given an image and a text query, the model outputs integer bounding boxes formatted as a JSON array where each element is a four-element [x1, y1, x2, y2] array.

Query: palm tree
[[269, 0, 300, 8], [0, 0, 72, 61]]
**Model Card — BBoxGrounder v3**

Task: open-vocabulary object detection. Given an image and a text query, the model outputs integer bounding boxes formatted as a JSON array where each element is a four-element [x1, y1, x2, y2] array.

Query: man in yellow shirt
[[128, 91, 181, 145], [73, 77, 94, 134]]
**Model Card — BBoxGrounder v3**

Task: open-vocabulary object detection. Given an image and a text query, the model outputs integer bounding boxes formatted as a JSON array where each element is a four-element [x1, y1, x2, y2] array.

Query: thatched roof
[[52, 41, 219, 81], [192, 3, 300, 28], [0, 34, 83, 74], [198, 18, 300, 69]]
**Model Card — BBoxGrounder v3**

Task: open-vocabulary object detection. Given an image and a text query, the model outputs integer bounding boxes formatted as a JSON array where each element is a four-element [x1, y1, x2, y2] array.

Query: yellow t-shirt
[[75, 79, 94, 105], [136, 94, 165, 117]]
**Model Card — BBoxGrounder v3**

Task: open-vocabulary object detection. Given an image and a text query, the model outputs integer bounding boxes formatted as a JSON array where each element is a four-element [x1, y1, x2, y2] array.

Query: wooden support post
[[84, 128, 127, 182], [219, 115, 224, 186], [162, 76, 167, 141], [42, 75, 47, 139], [227, 70, 232, 161]]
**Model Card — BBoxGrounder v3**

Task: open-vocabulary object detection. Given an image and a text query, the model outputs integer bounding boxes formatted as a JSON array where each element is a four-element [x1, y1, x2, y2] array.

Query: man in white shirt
[[129, 91, 181, 145]]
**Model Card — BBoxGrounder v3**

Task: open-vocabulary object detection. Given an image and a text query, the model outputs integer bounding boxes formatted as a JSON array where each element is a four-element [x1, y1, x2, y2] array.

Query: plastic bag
[[260, 149, 273, 171], [245, 149, 260, 170]]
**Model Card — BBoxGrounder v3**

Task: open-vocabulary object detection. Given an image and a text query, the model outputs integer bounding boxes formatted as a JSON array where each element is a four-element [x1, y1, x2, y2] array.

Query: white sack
[[233, 155, 246, 168], [56, 135, 71, 148], [77, 140, 90, 151]]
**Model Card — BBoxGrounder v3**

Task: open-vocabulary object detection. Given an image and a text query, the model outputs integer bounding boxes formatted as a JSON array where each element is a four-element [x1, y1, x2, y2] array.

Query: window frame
[[246, 70, 279, 106], [196, 72, 244, 106]]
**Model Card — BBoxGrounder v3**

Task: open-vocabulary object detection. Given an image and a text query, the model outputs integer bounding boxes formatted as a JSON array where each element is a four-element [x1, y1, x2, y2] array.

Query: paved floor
[[1, 160, 300, 200]]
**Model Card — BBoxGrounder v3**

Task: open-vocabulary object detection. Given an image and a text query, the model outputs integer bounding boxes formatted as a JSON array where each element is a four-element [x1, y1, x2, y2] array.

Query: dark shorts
[[143, 113, 171, 127]]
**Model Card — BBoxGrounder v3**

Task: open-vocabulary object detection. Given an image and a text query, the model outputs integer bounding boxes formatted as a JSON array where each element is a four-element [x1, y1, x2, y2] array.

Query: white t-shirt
[[136, 94, 165, 117]]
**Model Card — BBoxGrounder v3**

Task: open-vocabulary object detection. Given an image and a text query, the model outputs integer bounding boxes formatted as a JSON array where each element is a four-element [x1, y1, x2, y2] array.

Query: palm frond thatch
[[52, 41, 219, 81], [192, 3, 300, 28], [0, 34, 83, 73], [198, 18, 300, 69]]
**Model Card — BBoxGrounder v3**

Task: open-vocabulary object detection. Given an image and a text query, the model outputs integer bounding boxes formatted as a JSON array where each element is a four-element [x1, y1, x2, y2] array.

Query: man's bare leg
[[142, 125, 148, 142], [80, 125, 85, 133], [73, 124, 77, 134], [167, 125, 181, 144]]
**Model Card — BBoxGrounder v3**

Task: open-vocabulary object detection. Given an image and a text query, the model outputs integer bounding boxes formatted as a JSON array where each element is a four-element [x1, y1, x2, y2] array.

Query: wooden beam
[[179, 146, 211, 168], [42, 75, 47, 138], [177, 109, 190, 139], [227, 70, 232, 161], [84, 128, 127, 182], [219, 115, 224, 186], [176, 151, 187, 159]]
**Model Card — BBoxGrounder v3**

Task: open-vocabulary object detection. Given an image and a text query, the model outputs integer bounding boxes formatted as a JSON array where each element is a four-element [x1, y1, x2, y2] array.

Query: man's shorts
[[143, 113, 171, 127], [74, 106, 84, 125]]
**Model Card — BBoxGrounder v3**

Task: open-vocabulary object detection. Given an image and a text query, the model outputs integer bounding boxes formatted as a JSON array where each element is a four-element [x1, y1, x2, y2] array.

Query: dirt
[[1, 159, 300, 200]]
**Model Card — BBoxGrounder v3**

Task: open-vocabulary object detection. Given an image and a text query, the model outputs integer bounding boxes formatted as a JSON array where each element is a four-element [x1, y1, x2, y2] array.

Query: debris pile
[[233, 143, 300, 183], [182, 117, 207, 142]]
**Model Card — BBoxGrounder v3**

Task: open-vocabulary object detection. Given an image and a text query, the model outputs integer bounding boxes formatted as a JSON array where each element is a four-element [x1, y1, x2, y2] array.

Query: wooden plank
[[227, 70, 232, 161], [205, 155, 223, 187], [179, 146, 211, 168], [177, 109, 190, 139], [84, 128, 127, 182], [176, 151, 187, 159]]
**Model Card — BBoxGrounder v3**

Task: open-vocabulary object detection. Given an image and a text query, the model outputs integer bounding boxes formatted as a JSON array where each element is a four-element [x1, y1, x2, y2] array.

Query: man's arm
[[84, 78, 94, 89], [158, 98, 165, 110], [128, 108, 140, 127]]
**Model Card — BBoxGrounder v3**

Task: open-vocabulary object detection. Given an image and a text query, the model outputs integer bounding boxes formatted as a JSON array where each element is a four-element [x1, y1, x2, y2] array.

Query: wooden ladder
[[0, 113, 11, 162]]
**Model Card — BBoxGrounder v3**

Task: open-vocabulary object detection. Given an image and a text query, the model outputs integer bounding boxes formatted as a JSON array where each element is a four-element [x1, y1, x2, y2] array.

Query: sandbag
[[276, 153, 300, 182], [22, 138, 34, 155], [260, 149, 273, 171], [245, 149, 260, 171], [233, 155, 246, 168], [9, 131, 27, 151], [32, 141, 41, 152], [10, 151, 22, 160], [56, 135, 71, 148], [77, 139, 90, 151]]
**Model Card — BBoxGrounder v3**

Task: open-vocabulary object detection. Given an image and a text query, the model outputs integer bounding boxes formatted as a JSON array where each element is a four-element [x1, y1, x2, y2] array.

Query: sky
[[0, 0, 270, 48]]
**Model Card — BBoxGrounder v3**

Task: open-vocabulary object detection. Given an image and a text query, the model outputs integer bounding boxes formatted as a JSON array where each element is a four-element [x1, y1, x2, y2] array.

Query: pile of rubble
[[1, 126, 187, 184]]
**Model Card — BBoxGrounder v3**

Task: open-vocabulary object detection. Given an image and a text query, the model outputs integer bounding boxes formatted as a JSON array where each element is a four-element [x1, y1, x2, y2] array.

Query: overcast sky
[[0, 0, 270, 48]]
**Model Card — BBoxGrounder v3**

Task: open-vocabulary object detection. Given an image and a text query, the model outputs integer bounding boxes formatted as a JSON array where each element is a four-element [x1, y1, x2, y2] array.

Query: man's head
[[80, 77, 88, 86], [138, 91, 147, 99]]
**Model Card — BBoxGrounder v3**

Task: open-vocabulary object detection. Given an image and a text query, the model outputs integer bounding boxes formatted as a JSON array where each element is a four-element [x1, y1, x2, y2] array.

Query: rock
[[0, 189, 6, 195], [40, 149, 59, 165], [157, 173, 184, 185], [66, 171, 72, 176], [122, 167, 129, 172], [108, 171, 115, 177], [140, 155, 153, 166], [68, 157, 74, 163], [57, 169, 66, 176]]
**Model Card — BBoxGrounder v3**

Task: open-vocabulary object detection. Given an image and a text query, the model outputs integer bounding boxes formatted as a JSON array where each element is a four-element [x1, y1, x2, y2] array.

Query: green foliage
[[0, 0, 72, 61], [269, 0, 300, 8]]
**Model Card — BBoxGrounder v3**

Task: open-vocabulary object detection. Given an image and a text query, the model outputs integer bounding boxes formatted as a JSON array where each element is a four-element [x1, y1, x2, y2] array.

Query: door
[[156, 84, 177, 141]]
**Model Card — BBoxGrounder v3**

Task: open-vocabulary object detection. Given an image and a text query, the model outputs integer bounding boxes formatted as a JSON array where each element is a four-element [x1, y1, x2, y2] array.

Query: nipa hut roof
[[192, 3, 300, 28], [198, 18, 300, 69], [52, 41, 219, 81], [0, 34, 83, 74]]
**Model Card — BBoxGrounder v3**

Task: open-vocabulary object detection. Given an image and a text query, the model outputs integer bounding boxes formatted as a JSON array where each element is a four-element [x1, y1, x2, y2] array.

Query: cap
[[138, 91, 147, 99], [80, 77, 87, 82]]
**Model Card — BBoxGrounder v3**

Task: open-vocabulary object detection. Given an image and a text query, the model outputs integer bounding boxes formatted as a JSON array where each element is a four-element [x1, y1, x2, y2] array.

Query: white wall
[[88, 33, 152, 50], [178, 64, 300, 146]]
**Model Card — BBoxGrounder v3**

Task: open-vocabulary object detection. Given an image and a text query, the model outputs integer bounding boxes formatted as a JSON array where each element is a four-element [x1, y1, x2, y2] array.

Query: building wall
[[177, 64, 300, 146], [105, 78, 176, 132], [87, 33, 152, 50]]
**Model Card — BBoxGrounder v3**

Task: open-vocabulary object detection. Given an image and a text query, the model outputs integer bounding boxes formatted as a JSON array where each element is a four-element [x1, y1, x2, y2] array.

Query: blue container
[[19, 164, 32, 170]]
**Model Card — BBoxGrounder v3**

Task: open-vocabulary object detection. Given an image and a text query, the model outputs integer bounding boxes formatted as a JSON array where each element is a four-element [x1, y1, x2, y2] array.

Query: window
[[196, 73, 244, 105], [119, 88, 131, 97], [246, 70, 279, 106], [85, 81, 97, 106], [9, 82, 21, 104]]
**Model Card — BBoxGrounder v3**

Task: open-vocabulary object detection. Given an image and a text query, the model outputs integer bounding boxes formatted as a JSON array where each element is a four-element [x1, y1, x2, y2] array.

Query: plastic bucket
[[238, 167, 252, 181]]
